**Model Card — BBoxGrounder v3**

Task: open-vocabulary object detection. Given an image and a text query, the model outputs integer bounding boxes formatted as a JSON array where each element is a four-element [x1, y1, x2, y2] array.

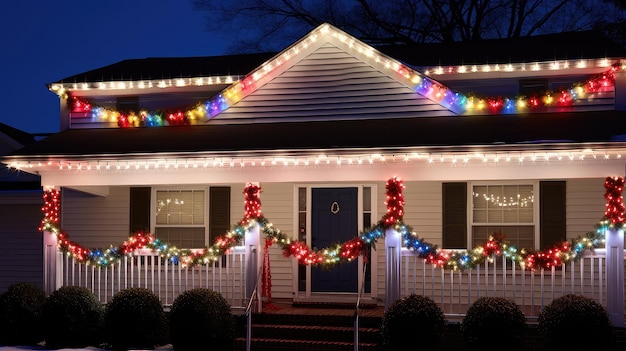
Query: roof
[[378, 30, 626, 68], [52, 53, 276, 86], [0, 123, 37, 149], [50, 30, 626, 85], [7, 111, 626, 159]]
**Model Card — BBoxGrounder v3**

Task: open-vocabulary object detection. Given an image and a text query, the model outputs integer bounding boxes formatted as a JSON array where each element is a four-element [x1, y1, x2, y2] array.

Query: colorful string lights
[[41, 176, 623, 271], [65, 57, 624, 128]]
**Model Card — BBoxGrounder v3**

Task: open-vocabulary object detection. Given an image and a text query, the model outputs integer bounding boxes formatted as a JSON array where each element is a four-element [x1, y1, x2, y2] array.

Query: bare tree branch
[[192, 0, 626, 53]]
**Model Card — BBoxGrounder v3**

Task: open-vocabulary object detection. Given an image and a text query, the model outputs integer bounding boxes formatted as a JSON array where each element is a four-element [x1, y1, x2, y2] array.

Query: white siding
[[0, 192, 44, 293], [62, 187, 131, 248], [566, 178, 609, 239], [220, 43, 454, 123], [258, 182, 295, 300]]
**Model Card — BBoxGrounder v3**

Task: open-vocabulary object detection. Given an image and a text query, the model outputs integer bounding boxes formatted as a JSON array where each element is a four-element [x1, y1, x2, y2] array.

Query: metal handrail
[[354, 263, 368, 351], [244, 263, 265, 351]]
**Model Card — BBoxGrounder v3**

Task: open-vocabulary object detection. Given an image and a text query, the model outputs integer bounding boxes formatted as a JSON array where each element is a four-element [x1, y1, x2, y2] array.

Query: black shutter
[[540, 181, 566, 249], [130, 187, 150, 233], [442, 182, 467, 249], [209, 187, 231, 243]]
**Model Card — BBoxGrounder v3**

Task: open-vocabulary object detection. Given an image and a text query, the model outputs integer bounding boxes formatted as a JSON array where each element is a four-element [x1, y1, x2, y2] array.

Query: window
[[519, 79, 548, 97], [116, 96, 139, 114], [154, 189, 206, 248], [471, 183, 536, 249]]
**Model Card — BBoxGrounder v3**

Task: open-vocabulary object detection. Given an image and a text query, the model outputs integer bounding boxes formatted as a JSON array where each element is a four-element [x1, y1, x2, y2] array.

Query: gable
[[203, 23, 464, 123], [213, 41, 456, 123]]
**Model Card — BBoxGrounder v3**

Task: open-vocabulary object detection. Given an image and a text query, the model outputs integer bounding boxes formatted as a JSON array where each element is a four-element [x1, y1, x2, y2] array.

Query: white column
[[43, 231, 61, 295], [606, 227, 624, 327], [385, 228, 402, 311], [245, 223, 263, 312]]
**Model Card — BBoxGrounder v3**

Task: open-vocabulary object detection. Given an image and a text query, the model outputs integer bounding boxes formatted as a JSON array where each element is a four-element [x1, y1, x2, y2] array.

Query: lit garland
[[604, 176, 625, 227], [66, 62, 624, 128], [39, 188, 60, 232], [41, 176, 623, 271]]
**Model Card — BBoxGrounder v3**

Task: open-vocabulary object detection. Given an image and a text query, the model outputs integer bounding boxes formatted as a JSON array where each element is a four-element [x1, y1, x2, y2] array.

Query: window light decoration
[[40, 176, 623, 271]]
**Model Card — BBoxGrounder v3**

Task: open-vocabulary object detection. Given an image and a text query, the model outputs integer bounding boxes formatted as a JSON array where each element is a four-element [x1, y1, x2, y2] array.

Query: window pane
[[155, 190, 205, 225], [487, 209, 503, 222], [298, 187, 306, 211], [363, 187, 371, 212], [473, 186, 488, 209], [154, 227, 205, 248]]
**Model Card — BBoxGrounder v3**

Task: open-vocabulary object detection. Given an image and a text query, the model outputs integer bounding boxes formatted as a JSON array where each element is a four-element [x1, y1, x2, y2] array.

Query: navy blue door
[[311, 187, 358, 292]]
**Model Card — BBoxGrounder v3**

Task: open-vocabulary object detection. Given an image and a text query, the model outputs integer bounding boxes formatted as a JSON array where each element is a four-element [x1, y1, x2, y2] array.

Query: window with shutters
[[470, 182, 537, 250]]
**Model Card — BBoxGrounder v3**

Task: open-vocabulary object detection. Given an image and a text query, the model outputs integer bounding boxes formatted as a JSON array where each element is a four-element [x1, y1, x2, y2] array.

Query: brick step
[[250, 323, 381, 344], [232, 312, 382, 351], [233, 337, 379, 351], [251, 312, 382, 329]]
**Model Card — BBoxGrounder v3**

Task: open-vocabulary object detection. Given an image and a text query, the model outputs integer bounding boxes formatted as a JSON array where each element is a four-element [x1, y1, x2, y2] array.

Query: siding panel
[[62, 187, 131, 249], [259, 183, 295, 300], [221, 43, 455, 123], [566, 178, 606, 239], [0, 198, 43, 293]]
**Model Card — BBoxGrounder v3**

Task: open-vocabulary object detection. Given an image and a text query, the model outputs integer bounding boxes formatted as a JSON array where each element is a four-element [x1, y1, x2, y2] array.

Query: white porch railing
[[398, 247, 622, 320], [56, 246, 248, 308]]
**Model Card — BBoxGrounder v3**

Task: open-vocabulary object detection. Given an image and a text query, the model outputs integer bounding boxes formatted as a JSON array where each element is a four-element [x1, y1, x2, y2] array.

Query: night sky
[[0, 0, 228, 134]]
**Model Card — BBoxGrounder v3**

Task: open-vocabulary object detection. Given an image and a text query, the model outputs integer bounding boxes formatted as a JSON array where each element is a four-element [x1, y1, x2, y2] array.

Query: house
[[0, 123, 42, 294], [2, 23, 625, 323]]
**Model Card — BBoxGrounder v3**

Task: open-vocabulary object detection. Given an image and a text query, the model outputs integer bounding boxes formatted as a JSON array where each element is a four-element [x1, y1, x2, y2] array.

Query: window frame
[[467, 180, 540, 250], [151, 186, 209, 248]]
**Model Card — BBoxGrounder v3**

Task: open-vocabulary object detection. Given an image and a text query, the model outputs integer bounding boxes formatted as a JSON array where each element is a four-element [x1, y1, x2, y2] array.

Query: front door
[[311, 187, 358, 292]]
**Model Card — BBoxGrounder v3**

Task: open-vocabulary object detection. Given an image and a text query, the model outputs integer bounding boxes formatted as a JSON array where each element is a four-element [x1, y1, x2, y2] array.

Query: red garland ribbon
[[604, 176, 625, 226], [242, 183, 263, 222], [39, 188, 61, 231], [381, 177, 405, 227], [262, 237, 273, 301]]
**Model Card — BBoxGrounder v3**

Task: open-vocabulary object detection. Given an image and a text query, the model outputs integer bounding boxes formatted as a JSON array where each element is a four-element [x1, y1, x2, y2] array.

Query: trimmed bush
[[42, 286, 104, 349], [538, 294, 614, 350], [381, 294, 445, 350], [461, 297, 526, 351], [104, 287, 166, 350], [0, 282, 46, 346], [169, 288, 235, 351]]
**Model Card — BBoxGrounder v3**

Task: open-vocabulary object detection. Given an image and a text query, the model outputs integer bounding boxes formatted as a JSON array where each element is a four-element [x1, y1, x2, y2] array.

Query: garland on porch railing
[[39, 176, 623, 273]]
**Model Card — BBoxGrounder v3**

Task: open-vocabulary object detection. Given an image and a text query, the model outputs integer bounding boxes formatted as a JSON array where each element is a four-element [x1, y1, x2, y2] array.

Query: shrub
[[380, 294, 445, 350], [42, 286, 104, 349], [169, 288, 235, 351], [0, 282, 46, 346], [538, 294, 614, 350], [461, 297, 526, 351], [104, 287, 166, 350]]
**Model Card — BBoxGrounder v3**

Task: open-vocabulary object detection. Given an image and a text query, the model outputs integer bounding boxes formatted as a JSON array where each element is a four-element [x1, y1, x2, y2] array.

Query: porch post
[[605, 227, 624, 327], [245, 223, 263, 312], [43, 231, 61, 295], [385, 228, 402, 311]]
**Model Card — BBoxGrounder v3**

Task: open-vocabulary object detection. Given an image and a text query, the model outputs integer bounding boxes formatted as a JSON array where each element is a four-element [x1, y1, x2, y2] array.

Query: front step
[[233, 312, 382, 351]]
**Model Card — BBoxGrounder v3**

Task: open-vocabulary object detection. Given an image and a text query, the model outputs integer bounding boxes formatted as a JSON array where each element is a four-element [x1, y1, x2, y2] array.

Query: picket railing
[[398, 247, 619, 320], [56, 246, 248, 309]]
